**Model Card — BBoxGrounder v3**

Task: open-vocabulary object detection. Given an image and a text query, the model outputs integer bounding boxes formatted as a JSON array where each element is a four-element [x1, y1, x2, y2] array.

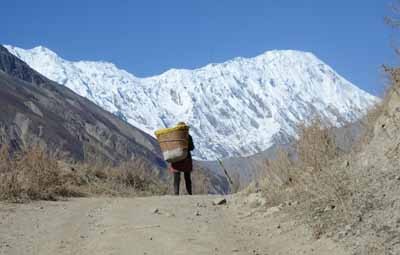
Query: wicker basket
[[155, 124, 189, 163]]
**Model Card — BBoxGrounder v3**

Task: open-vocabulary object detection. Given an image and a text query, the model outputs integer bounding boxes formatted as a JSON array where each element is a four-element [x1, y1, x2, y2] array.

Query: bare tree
[[385, 1, 400, 55]]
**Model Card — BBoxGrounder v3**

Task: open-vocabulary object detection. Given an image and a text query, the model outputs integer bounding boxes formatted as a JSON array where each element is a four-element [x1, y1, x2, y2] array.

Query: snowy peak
[[6, 45, 58, 63], [4, 45, 378, 160]]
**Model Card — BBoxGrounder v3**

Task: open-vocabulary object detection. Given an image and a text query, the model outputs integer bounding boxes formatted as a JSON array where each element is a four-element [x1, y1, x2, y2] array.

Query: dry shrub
[[296, 119, 352, 221], [0, 145, 11, 171], [261, 149, 295, 206], [71, 159, 168, 197], [352, 103, 384, 151], [216, 159, 240, 193], [229, 172, 241, 194], [297, 119, 337, 171], [353, 66, 400, 150], [0, 145, 168, 202], [191, 169, 212, 194], [261, 118, 352, 221], [267, 148, 293, 186], [0, 145, 22, 201], [384, 67, 400, 133], [107, 160, 168, 196], [0, 145, 65, 202]]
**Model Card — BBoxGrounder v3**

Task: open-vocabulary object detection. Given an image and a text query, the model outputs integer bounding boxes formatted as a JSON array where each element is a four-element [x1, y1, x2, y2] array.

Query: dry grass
[[296, 119, 338, 171], [0, 145, 168, 202], [352, 103, 384, 151], [260, 149, 294, 206], [260, 66, 399, 249], [229, 172, 241, 194], [258, 121, 358, 244], [0, 146, 66, 202], [77, 159, 168, 196], [260, 118, 353, 229], [191, 169, 212, 195]]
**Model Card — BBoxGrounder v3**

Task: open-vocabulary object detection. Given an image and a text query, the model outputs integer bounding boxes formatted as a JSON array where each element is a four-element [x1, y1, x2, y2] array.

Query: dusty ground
[[0, 194, 347, 255]]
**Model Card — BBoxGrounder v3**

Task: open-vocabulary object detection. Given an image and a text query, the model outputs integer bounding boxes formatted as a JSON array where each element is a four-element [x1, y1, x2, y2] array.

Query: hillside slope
[[275, 68, 400, 254], [0, 45, 164, 170], [5, 45, 378, 160], [338, 69, 400, 253]]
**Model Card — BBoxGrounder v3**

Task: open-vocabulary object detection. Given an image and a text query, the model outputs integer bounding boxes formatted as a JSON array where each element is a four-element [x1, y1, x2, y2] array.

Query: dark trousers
[[173, 171, 192, 195]]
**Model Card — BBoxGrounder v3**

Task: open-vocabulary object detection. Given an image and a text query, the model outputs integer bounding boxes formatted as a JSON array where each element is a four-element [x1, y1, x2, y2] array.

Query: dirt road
[[0, 194, 347, 255]]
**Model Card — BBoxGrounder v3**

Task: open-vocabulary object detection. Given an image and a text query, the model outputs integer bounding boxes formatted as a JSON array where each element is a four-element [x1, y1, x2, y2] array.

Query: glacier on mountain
[[5, 45, 378, 160]]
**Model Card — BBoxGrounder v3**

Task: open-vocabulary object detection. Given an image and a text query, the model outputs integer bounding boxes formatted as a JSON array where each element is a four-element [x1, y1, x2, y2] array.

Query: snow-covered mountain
[[5, 45, 378, 160]]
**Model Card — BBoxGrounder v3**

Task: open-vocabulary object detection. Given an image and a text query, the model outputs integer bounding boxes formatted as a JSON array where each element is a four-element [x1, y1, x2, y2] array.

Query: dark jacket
[[169, 135, 194, 173]]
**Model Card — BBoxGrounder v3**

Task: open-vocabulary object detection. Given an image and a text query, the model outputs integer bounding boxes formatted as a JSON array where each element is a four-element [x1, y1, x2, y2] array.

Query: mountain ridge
[[5, 45, 379, 160]]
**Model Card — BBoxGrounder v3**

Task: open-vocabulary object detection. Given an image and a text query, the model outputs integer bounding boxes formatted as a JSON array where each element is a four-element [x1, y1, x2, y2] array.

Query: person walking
[[169, 122, 195, 195]]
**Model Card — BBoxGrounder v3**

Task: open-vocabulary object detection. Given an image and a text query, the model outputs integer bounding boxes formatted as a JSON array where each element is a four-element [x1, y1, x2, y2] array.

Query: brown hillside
[[0, 45, 164, 168]]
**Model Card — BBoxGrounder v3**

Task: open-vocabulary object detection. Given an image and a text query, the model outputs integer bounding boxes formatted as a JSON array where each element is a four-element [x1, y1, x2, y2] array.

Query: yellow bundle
[[154, 123, 189, 137]]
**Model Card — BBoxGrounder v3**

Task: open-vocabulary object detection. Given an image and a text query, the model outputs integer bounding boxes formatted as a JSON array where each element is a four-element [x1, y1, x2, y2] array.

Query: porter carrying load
[[155, 123, 189, 163]]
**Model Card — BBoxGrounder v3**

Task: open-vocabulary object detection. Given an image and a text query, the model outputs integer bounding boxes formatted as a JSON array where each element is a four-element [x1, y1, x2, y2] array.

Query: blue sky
[[2, 0, 397, 96]]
